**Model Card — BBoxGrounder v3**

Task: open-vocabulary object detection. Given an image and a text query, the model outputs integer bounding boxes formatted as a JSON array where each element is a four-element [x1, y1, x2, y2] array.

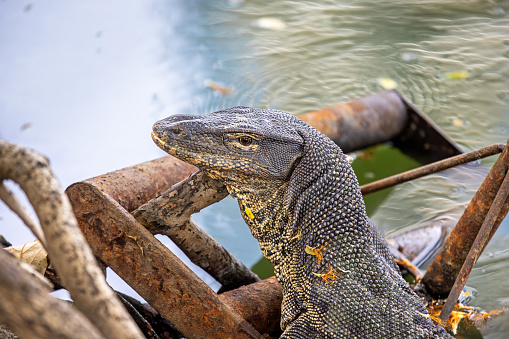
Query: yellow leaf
[[443, 70, 470, 80], [253, 17, 287, 31], [5, 240, 49, 275], [377, 77, 398, 90]]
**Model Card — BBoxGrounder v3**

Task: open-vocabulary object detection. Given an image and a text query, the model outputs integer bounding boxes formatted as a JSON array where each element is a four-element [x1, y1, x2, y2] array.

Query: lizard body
[[152, 107, 452, 338]]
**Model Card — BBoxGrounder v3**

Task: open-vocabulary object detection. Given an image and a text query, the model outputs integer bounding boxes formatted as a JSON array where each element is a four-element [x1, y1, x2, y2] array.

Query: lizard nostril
[[171, 127, 186, 136]]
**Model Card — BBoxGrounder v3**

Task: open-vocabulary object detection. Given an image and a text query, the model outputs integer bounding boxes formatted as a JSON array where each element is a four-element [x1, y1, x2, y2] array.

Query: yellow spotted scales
[[152, 107, 452, 338]]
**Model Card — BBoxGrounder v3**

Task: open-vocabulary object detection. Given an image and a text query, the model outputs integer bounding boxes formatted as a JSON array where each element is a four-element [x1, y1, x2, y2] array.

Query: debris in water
[[205, 80, 233, 95], [426, 302, 506, 335], [21, 123, 31, 131], [252, 17, 287, 31], [377, 77, 398, 90], [400, 52, 419, 63], [442, 70, 470, 80], [452, 117, 464, 127]]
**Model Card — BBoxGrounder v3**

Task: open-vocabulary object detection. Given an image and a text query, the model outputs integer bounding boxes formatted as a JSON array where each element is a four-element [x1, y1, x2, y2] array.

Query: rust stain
[[296, 91, 407, 153], [299, 107, 340, 137]]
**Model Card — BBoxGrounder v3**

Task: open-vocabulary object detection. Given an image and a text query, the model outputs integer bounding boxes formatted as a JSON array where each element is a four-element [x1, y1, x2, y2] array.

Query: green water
[[185, 1, 509, 337]]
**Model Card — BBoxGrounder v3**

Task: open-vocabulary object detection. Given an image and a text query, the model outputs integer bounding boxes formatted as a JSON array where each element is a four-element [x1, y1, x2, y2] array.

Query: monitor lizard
[[152, 106, 452, 338]]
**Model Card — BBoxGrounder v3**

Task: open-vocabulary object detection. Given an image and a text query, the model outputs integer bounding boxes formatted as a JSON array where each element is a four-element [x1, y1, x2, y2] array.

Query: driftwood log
[[0, 140, 144, 339]]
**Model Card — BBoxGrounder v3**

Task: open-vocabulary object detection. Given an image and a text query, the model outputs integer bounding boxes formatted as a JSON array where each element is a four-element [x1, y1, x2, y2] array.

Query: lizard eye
[[239, 136, 253, 146]]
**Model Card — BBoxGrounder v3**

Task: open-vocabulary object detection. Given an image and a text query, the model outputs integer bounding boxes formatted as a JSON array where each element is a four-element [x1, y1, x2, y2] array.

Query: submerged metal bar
[[422, 140, 509, 299], [439, 170, 509, 323], [360, 143, 505, 195], [395, 93, 463, 162]]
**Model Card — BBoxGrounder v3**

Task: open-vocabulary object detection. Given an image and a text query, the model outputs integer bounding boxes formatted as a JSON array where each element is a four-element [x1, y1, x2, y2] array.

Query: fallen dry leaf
[[5, 240, 49, 275]]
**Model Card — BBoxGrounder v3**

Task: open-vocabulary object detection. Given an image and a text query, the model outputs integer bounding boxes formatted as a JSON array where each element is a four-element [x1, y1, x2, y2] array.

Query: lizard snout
[[152, 114, 199, 139]]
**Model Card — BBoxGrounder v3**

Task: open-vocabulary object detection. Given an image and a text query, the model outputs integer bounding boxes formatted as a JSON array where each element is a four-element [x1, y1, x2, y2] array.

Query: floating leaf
[[205, 80, 233, 95], [5, 240, 49, 275], [452, 117, 464, 127], [443, 70, 470, 80], [377, 77, 398, 90]]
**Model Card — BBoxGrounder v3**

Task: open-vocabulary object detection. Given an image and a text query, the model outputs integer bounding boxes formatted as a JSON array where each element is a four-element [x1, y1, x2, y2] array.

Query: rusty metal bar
[[298, 91, 408, 154], [66, 181, 261, 339], [80, 155, 197, 212], [219, 276, 282, 335], [298, 90, 462, 162], [360, 143, 505, 195], [422, 140, 509, 299], [439, 168, 509, 323]]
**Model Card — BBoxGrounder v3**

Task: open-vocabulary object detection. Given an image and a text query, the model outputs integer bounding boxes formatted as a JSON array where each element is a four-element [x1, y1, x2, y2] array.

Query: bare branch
[[0, 249, 104, 339], [0, 140, 144, 339], [0, 182, 46, 247], [133, 171, 260, 291]]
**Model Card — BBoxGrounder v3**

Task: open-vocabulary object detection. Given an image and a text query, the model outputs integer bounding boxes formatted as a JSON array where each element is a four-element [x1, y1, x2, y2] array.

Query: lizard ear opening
[[286, 156, 302, 180]]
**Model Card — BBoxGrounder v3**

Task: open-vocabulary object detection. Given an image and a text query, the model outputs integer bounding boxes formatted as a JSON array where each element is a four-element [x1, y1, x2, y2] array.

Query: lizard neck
[[227, 180, 293, 266]]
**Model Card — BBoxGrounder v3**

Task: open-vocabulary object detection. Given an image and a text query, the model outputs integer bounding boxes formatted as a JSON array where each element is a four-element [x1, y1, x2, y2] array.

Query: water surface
[[1, 1, 508, 337]]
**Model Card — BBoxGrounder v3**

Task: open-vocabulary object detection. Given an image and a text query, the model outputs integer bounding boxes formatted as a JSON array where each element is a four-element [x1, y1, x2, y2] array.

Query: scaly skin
[[152, 107, 452, 338]]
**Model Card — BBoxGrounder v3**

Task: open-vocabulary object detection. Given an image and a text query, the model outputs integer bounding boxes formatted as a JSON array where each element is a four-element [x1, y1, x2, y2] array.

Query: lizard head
[[152, 106, 305, 190]]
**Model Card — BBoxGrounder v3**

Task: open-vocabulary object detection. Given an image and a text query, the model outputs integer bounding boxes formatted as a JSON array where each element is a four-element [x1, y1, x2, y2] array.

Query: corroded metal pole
[[78, 155, 197, 212], [422, 141, 509, 299], [219, 276, 283, 335], [66, 180, 261, 339], [298, 91, 407, 153], [439, 169, 509, 323], [360, 143, 505, 195]]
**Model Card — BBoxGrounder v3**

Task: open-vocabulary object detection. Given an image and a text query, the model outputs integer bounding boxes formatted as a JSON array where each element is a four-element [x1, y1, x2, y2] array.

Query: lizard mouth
[[151, 131, 171, 153]]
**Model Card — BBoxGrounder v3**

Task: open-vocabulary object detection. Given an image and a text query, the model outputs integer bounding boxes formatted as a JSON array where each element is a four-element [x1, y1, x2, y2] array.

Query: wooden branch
[[133, 171, 260, 291], [0, 140, 144, 339], [0, 249, 104, 339], [0, 182, 46, 247]]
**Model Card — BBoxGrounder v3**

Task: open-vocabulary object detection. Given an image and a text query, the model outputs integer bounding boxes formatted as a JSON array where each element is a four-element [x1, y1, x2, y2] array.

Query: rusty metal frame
[[66, 156, 262, 338], [438, 159, 509, 322], [360, 143, 505, 195], [394, 92, 463, 162], [422, 140, 509, 299], [298, 90, 463, 162]]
